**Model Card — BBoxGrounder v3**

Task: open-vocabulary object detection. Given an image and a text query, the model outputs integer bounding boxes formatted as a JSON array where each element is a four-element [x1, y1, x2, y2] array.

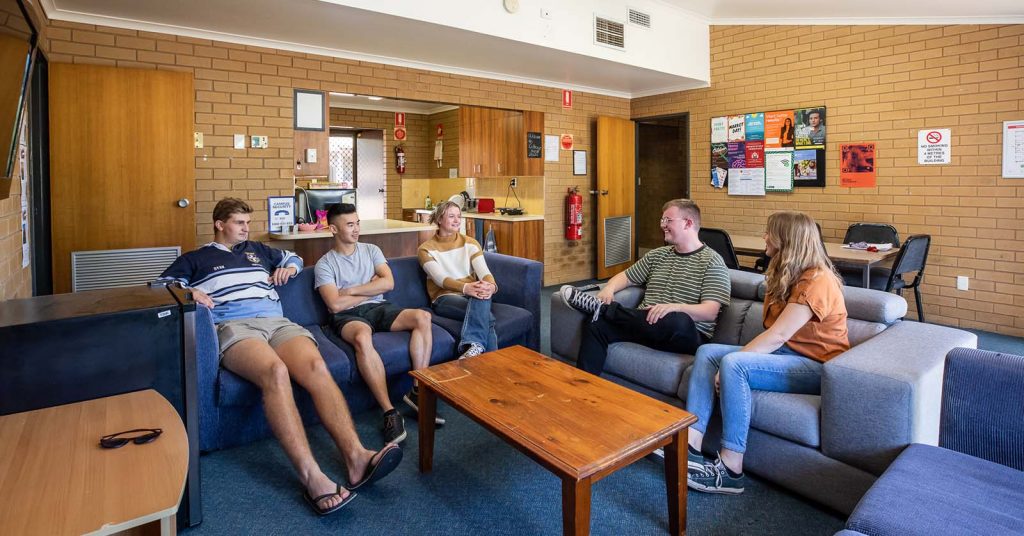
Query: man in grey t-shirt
[[315, 203, 436, 445]]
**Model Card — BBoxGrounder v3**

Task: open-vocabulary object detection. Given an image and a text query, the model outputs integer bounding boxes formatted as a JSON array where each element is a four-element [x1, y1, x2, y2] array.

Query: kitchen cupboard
[[464, 216, 543, 263], [430, 106, 544, 178]]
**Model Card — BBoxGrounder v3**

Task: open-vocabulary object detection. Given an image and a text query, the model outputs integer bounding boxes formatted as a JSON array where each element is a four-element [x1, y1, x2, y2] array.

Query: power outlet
[[510, 177, 518, 188], [957, 276, 969, 291], [540, 7, 552, 19]]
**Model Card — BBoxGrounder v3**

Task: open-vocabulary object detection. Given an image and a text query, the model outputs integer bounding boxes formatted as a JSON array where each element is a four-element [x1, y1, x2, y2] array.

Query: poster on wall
[[1001, 121, 1024, 178], [711, 117, 728, 144], [729, 168, 766, 196], [840, 143, 876, 188], [744, 113, 765, 141], [19, 114, 29, 268], [727, 115, 746, 142], [764, 110, 796, 148], [711, 143, 729, 188], [765, 148, 794, 192], [795, 106, 826, 148], [793, 148, 826, 187], [745, 140, 765, 168]]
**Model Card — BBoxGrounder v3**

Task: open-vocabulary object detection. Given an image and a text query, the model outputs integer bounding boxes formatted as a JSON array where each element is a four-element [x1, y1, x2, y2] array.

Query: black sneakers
[[687, 456, 745, 495], [382, 409, 406, 444], [560, 285, 603, 322], [402, 386, 446, 426]]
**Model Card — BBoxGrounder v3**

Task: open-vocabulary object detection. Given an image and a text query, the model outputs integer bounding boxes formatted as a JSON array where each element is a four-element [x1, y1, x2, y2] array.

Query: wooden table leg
[[664, 431, 687, 535], [418, 386, 437, 473], [562, 477, 591, 536]]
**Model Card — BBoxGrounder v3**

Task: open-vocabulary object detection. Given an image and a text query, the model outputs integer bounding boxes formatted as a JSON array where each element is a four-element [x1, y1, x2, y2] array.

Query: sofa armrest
[[549, 285, 644, 362], [821, 321, 977, 475], [939, 347, 1024, 471], [485, 252, 543, 351], [193, 305, 221, 451]]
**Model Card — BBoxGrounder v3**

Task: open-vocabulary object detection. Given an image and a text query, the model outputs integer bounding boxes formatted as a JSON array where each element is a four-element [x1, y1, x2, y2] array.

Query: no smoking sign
[[918, 128, 951, 165]]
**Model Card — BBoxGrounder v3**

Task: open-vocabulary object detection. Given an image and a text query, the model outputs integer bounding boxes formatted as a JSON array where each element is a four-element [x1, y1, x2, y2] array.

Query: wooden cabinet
[[465, 217, 543, 263], [457, 106, 544, 178], [402, 208, 432, 223]]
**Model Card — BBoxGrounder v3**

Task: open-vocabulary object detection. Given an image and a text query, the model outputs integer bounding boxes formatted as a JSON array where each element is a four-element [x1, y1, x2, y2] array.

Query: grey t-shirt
[[314, 243, 388, 308]]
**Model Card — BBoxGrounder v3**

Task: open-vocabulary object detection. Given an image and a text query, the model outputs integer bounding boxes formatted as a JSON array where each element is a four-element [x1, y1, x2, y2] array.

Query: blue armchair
[[838, 347, 1024, 535], [195, 252, 543, 452]]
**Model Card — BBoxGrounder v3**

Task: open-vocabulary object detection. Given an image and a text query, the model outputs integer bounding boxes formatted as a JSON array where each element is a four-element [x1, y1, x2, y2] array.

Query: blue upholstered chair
[[837, 347, 1024, 535]]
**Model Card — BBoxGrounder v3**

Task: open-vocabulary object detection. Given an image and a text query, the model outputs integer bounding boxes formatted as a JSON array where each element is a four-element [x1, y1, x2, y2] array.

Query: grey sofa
[[550, 269, 977, 514]]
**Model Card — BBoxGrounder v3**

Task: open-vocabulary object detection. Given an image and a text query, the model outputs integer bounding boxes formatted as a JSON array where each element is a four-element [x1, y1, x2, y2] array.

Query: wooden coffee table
[[411, 346, 697, 535]]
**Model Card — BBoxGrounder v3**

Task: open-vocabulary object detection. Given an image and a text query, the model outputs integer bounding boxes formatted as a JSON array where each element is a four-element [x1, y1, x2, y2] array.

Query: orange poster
[[840, 143, 876, 188], [764, 110, 795, 148]]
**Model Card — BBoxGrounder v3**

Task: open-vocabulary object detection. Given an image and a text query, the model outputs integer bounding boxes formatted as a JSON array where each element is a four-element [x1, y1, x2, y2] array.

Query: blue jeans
[[686, 343, 823, 454], [432, 294, 497, 352]]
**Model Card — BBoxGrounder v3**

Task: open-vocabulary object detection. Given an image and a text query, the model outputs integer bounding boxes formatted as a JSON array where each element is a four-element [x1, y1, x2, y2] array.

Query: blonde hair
[[764, 211, 840, 304], [662, 198, 701, 228], [429, 200, 462, 225]]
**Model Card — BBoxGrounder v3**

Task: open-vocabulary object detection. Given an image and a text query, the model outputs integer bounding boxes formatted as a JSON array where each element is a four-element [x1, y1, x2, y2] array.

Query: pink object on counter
[[297, 223, 318, 231]]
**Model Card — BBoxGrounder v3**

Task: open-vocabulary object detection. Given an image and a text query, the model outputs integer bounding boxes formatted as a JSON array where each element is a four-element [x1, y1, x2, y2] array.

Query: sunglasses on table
[[99, 428, 163, 449]]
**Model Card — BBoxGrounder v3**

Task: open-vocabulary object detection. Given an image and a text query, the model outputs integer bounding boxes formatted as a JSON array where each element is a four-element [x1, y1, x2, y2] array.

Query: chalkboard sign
[[527, 131, 542, 158]]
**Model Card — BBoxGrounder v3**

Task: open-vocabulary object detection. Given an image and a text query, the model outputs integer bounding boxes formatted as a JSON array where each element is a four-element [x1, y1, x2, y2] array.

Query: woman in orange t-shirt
[[685, 211, 850, 495]]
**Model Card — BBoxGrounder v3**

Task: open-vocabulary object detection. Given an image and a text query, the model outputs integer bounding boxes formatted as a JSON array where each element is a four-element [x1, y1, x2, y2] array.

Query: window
[[328, 133, 354, 187]]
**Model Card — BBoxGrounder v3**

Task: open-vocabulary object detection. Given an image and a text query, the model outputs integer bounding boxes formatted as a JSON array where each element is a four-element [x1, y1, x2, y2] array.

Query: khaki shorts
[[216, 317, 317, 360]]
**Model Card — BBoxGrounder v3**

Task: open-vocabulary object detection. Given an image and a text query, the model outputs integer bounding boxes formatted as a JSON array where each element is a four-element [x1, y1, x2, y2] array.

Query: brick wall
[[0, 149, 29, 300], [633, 24, 1024, 334], [41, 19, 629, 286]]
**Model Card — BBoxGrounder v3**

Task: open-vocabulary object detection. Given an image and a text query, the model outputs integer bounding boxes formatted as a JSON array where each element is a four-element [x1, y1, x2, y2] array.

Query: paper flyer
[[727, 142, 746, 169], [744, 113, 764, 142], [1002, 121, 1024, 178], [745, 140, 765, 168], [795, 107, 826, 148], [727, 115, 745, 142], [793, 149, 822, 185], [764, 110, 795, 148], [711, 143, 729, 188], [728, 168, 766, 196], [840, 143, 876, 188], [765, 148, 794, 192], [711, 117, 728, 144]]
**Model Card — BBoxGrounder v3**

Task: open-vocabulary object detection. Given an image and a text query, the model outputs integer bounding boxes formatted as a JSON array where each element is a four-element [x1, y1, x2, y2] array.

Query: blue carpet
[[184, 405, 844, 535]]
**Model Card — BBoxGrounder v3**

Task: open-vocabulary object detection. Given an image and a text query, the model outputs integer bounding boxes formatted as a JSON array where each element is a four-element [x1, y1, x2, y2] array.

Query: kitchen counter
[[462, 212, 544, 222], [270, 218, 435, 263], [269, 219, 434, 240]]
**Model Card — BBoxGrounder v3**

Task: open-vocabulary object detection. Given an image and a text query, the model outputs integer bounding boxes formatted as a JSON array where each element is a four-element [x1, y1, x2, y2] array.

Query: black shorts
[[330, 302, 405, 334]]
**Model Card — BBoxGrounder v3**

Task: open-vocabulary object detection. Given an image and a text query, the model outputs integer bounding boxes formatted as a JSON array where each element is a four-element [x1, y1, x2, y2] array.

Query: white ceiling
[[40, 0, 1024, 98]]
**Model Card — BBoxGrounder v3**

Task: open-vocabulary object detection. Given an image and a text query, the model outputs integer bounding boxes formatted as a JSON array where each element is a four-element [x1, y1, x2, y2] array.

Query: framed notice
[[1002, 120, 1024, 178], [573, 150, 587, 176], [765, 148, 794, 192], [268, 196, 295, 233], [294, 89, 325, 131]]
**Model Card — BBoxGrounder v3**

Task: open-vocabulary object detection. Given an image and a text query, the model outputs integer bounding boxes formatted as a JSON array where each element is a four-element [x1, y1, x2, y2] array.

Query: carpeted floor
[[184, 405, 845, 535]]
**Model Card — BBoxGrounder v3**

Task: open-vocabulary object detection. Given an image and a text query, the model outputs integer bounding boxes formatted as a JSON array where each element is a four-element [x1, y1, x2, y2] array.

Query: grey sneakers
[[687, 456, 745, 495], [459, 342, 485, 360], [560, 285, 603, 322]]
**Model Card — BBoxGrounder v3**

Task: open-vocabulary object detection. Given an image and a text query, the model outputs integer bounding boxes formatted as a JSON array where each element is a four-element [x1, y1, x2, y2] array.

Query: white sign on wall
[[918, 128, 951, 165], [268, 196, 295, 233]]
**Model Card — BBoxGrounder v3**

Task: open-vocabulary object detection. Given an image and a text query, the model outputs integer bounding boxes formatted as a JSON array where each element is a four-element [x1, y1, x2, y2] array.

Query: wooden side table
[[0, 390, 189, 535]]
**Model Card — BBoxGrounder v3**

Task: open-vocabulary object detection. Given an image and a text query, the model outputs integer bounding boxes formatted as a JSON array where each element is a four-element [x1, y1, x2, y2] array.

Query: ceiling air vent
[[628, 8, 651, 28], [594, 16, 625, 49]]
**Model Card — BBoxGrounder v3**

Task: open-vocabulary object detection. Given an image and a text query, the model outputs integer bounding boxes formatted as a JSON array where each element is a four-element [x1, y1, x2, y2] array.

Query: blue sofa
[[838, 347, 1024, 536], [195, 253, 543, 452]]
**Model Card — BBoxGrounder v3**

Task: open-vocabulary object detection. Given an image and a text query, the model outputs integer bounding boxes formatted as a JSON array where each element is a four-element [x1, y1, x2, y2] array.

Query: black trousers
[[577, 302, 705, 376]]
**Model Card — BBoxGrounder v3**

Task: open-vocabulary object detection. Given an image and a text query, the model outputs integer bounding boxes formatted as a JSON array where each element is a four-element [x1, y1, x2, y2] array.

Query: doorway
[[328, 129, 386, 219], [635, 114, 689, 257]]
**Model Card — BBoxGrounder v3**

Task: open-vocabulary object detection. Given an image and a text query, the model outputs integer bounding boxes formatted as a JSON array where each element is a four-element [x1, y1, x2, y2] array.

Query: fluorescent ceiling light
[[366, 96, 383, 101]]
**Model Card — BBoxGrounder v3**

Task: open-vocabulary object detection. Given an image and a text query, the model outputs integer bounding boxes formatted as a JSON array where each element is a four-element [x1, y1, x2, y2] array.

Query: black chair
[[840, 223, 900, 285], [860, 234, 931, 322], [698, 227, 740, 270]]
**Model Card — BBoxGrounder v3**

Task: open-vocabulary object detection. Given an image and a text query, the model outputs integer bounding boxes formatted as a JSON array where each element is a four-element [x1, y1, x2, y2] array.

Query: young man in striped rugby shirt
[[561, 198, 731, 376], [160, 198, 401, 516]]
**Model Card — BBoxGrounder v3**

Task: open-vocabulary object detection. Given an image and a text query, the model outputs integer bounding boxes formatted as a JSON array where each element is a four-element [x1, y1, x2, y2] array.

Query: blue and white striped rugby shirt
[[159, 241, 303, 323]]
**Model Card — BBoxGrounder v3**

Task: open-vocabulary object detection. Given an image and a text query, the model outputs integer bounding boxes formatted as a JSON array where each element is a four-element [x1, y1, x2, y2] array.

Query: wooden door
[[49, 64, 195, 293], [595, 116, 636, 280]]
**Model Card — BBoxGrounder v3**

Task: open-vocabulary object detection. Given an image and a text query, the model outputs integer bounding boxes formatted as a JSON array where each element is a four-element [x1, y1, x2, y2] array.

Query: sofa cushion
[[328, 324, 457, 381], [279, 268, 330, 327], [383, 257, 432, 309], [847, 318, 886, 347], [216, 324, 353, 407], [605, 342, 694, 396], [750, 392, 821, 448], [430, 303, 532, 349], [729, 269, 765, 300], [711, 298, 752, 346], [738, 302, 765, 345], [843, 285, 906, 324], [846, 443, 1024, 536]]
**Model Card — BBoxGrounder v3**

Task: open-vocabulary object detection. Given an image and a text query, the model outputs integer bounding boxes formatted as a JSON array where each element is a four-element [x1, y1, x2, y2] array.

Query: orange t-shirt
[[763, 268, 850, 363]]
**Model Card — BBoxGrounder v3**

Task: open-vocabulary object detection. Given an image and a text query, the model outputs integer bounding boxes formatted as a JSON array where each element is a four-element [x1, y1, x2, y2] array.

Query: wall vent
[[72, 246, 181, 292], [603, 215, 632, 267], [628, 8, 651, 28], [594, 16, 625, 49]]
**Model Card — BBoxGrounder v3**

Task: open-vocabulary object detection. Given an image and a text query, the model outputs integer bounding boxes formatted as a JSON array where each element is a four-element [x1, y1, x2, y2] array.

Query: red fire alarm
[[436, 124, 444, 139], [394, 127, 407, 141], [395, 112, 406, 127], [562, 89, 573, 108]]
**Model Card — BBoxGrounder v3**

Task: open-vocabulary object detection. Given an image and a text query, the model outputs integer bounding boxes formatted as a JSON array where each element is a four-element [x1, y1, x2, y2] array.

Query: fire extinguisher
[[394, 145, 406, 174], [565, 186, 583, 240]]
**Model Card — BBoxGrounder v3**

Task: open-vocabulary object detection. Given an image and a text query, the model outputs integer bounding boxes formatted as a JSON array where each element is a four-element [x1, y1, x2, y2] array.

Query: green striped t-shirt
[[624, 245, 731, 339]]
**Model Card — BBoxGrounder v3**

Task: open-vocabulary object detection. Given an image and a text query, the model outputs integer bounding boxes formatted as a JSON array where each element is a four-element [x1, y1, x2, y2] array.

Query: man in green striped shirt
[[561, 199, 732, 376]]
